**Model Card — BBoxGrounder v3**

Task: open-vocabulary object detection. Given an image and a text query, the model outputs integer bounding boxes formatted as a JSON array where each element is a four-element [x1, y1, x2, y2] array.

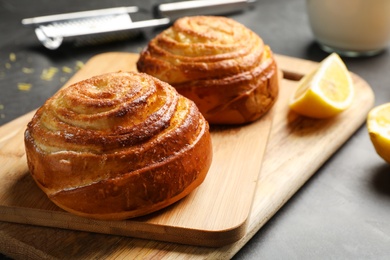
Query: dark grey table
[[1, 0, 390, 259]]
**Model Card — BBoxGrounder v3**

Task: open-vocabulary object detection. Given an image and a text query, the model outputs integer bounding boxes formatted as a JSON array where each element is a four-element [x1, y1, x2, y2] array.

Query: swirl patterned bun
[[24, 71, 212, 220], [137, 16, 279, 124]]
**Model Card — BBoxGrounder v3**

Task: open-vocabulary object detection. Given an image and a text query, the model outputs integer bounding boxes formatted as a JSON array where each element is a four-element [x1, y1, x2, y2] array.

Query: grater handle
[[156, 0, 256, 20], [22, 6, 139, 26]]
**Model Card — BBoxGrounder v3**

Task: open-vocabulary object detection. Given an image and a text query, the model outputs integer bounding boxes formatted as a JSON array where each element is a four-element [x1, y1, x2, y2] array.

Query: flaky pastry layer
[[24, 72, 212, 220]]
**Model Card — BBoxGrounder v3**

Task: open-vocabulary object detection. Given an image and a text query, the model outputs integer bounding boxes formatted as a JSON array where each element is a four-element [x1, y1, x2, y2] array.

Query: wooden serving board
[[0, 53, 274, 247], [0, 53, 374, 259]]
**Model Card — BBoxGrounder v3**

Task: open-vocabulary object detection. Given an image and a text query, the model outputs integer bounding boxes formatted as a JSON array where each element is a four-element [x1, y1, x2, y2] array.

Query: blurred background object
[[306, 0, 390, 57]]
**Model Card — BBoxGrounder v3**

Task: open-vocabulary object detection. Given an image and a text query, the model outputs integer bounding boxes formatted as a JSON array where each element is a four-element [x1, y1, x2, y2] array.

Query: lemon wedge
[[367, 103, 390, 164], [289, 53, 354, 118]]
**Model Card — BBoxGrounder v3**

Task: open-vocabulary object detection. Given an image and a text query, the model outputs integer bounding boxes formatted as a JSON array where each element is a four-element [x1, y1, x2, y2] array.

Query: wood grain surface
[[0, 53, 374, 259]]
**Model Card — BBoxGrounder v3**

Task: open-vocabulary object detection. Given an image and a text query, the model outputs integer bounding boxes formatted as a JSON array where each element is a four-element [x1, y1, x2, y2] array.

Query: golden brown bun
[[137, 16, 279, 125], [24, 71, 212, 220]]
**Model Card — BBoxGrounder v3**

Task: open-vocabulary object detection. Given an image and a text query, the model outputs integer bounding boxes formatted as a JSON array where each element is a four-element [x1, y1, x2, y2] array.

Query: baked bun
[[24, 71, 212, 220], [137, 16, 279, 125]]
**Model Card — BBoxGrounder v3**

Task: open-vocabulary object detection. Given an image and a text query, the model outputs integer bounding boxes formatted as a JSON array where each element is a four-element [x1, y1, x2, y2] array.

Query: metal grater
[[22, 6, 170, 49], [22, 0, 255, 50]]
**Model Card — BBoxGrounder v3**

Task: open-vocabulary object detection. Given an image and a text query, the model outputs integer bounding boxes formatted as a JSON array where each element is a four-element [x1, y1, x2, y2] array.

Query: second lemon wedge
[[367, 103, 390, 164], [289, 53, 354, 118]]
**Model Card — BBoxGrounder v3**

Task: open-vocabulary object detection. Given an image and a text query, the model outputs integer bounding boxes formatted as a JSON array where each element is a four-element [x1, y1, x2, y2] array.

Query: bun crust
[[137, 16, 279, 124], [24, 72, 212, 220]]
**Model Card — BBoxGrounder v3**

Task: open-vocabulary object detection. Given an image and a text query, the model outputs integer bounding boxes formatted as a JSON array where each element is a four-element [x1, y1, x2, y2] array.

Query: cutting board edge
[[0, 204, 249, 247]]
